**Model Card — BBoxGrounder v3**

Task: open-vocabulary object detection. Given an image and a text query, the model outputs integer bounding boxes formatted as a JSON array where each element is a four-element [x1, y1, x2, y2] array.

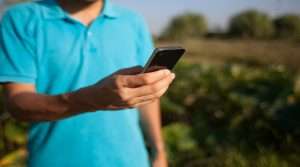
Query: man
[[0, 0, 174, 166]]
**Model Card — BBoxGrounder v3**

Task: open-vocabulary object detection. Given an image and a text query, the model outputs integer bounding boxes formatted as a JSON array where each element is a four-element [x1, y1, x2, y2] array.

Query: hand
[[152, 151, 168, 167], [80, 66, 175, 110]]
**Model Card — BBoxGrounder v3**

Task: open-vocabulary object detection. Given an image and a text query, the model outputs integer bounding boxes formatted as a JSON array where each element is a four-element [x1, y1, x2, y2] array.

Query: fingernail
[[164, 70, 171, 75], [171, 73, 176, 79]]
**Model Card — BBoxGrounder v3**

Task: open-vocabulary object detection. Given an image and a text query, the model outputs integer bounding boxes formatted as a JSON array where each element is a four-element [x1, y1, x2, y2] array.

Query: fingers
[[117, 73, 175, 108], [129, 87, 169, 107], [111, 67, 175, 109], [133, 99, 157, 108], [130, 73, 175, 97], [122, 86, 169, 108], [123, 69, 172, 88]]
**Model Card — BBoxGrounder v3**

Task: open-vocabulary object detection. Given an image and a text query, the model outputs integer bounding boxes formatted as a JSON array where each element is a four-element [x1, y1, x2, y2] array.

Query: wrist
[[154, 145, 166, 153], [151, 142, 167, 156], [152, 147, 168, 164], [59, 87, 96, 113]]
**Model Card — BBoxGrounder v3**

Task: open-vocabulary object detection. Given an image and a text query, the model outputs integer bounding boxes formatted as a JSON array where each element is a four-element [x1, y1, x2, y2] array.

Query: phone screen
[[143, 47, 185, 73]]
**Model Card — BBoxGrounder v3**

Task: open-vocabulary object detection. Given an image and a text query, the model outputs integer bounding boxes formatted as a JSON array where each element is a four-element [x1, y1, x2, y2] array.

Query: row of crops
[[1, 62, 300, 166]]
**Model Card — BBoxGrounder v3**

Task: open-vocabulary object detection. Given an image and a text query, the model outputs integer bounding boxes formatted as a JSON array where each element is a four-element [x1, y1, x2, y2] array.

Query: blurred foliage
[[160, 13, 207, 41], [161, 62, 300, 167], [274, 15, 300, 40], [163, 123, 201, 166], [1, 62, 300, 166], [0, 87, 28, 166], [0, 148, 26, 167], [160, 10, 299, 41], [228, 10, 275, 39]]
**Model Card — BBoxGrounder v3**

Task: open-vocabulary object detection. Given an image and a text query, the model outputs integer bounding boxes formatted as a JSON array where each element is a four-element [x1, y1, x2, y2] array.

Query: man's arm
[[3, 83, 73, 122], [2, 67, 175, 122], [139, 100, 168, 167]]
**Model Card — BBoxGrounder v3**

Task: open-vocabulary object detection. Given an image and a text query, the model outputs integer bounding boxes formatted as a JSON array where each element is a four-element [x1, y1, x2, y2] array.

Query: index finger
[[123, 69, 171, 88]]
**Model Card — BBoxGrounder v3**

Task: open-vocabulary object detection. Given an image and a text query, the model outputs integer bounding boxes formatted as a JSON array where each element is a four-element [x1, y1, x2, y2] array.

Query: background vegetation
[[1, 5, 300, 167], [274, 15, 300, 40], [160, 13, 207, 40], [162, 62, 300, 167], [228, 10, 275, 39]]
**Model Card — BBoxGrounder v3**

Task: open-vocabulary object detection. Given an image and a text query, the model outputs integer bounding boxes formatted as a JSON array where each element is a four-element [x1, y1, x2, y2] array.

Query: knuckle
[[152, 84, 161, 92], [148, 85, 157, 93], [119, 89, 129, 101], [141, 76, 152, 84], [155, 90, 165, 98], [114, 75, 124, 88], [126, 100, 135, 107]]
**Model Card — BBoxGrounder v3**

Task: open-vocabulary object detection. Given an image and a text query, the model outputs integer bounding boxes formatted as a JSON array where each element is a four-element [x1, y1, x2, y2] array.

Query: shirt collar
[[102, 0, 119, 18], [40, 0, 119, 20]]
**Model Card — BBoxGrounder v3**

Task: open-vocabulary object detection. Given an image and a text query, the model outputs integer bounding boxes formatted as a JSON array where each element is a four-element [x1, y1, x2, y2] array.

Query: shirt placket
[[83, 29, 93, 56], [83, 19, 102, 56]]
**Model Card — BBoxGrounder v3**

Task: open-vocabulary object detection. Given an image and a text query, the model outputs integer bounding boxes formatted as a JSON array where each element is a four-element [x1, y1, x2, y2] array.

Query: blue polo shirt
[[0, 0, 154, 166]]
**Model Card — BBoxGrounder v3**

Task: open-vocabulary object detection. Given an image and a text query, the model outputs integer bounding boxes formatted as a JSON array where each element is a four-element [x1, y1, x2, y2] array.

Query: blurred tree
[[160, 13, 207, 40], [274, 15, 300, 40], [228, 10, 274, 39], [163, 123, 203, 167]]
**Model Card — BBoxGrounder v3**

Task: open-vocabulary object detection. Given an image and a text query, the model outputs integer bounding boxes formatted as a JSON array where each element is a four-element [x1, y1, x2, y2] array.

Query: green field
[[159, 39, 300, 167], [159, 39, 300, 70]]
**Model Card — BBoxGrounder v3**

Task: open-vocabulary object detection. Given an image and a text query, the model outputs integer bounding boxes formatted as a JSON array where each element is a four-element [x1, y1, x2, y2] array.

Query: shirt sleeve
[[0, 10, 37, 84], [135, 14, 154, 66]]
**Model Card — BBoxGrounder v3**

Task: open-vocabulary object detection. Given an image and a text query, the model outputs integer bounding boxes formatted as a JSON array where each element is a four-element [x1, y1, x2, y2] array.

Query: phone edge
[[142, 47, 186, 73], [142, 48, 160, 73]]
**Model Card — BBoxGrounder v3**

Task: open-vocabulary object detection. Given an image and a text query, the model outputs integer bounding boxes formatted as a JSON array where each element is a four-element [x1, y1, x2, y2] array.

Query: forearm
[[4, 67, 175, 122], [139, 99, 166, 156], [5, 86, 100, 122]]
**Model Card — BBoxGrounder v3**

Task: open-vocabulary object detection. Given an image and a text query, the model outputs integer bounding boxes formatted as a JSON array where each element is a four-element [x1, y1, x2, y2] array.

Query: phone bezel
[[142, 47, 185, 73]]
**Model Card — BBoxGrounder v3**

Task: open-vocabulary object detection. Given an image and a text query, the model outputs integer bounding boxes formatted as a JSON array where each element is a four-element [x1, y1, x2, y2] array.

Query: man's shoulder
[[2, 2, 41, 21], [1, 2, 43, 37]]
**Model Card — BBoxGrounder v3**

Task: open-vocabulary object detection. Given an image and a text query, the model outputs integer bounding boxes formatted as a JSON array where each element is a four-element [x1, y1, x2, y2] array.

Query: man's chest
[[37, 20, 140, 75]]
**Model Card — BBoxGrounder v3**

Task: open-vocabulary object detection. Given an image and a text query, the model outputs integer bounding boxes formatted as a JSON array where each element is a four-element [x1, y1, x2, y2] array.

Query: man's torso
[[0, 0, 153, 166]]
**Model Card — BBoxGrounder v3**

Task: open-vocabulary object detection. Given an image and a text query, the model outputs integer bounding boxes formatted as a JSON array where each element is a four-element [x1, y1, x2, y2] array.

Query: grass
[[157, 39, 300, 70]]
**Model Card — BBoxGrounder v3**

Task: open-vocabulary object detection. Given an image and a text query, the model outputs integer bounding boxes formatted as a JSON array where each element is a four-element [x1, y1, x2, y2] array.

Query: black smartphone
[[142, 47, 186, 73]]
